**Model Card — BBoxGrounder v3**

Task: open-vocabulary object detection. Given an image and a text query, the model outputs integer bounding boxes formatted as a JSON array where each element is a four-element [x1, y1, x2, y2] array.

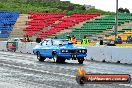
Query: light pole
[[115, 0, 118, 40]]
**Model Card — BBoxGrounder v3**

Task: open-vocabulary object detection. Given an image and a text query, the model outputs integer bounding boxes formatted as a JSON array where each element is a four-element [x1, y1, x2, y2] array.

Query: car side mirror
[[68, 42, 73, 44], [40, 42, 43, 46], [59, 44, 63, 46]]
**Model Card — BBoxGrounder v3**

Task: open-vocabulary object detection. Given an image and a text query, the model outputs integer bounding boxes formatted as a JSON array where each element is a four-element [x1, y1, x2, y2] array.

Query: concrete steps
[[10, 14, 29, 38]]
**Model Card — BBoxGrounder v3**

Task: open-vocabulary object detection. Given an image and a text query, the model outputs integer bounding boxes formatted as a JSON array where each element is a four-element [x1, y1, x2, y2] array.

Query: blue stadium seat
[[0, 11, 20, 38]]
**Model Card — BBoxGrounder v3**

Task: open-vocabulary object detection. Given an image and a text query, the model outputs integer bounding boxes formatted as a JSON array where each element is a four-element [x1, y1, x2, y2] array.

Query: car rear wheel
[[37, 52, 46, 61], [78, 58, 84, 64]]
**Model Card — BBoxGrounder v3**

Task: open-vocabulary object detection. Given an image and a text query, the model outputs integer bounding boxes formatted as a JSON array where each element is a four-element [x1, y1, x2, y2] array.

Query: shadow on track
[[35, 60, 85, 67]]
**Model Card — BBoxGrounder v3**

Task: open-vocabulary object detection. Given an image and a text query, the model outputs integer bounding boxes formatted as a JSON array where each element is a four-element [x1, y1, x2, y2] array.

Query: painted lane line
[[0, 63, 76, 78]]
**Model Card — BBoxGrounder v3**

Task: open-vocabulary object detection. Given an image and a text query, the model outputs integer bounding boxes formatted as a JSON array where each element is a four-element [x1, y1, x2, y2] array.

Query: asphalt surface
[[0, 51, 132, 88]]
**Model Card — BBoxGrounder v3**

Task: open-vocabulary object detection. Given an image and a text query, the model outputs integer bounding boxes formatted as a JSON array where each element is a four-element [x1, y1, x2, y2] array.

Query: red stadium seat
[[24, 13, 100, 38], [24, 12, 65, 37], [38, 13, 100, 39]]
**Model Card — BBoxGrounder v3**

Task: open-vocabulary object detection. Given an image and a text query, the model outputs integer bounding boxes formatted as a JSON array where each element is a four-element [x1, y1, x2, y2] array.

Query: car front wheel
[[37, 52, 46, 61], [78, 58, 84, 64], [53, 53, 65, 63], [53, 54, 60, 63]]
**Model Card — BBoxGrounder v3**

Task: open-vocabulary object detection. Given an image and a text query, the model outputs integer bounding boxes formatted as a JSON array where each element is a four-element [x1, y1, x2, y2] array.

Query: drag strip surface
[[0, 51, 132, 88]]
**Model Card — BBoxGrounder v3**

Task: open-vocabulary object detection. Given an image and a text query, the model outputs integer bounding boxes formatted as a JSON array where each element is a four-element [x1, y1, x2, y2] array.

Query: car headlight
[[65, 50, 68, 53], [61, 50, 65, 53], [79, 50, 82, 53], [82, 50, 86, 53], [78, 49, 87, 53], [83, 49, 87, 53], [61, 49, 68, 53]]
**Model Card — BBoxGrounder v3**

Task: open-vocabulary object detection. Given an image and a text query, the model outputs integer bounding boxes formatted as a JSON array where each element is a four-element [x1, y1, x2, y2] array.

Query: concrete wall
[[85, 46, 132, 64], [0, 41, 132, 64]]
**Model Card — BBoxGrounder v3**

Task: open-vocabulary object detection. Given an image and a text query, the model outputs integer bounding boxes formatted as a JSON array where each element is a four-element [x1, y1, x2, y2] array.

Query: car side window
[[46, 40, 52, 45], [41, 40, 47, 46]]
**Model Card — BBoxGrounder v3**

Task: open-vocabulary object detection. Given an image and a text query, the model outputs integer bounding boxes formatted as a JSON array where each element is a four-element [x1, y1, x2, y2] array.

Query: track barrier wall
[[0, 41, 132, 64], [85, 46, 132, 64], [0, 41, 7, 51]]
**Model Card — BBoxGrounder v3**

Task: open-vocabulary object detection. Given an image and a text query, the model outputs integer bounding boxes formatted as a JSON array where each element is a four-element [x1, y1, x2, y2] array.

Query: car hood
[[59, 44, 86, 50]]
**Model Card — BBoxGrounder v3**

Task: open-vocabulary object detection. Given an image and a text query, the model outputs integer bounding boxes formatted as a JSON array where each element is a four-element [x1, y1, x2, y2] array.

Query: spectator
[[36, 37, 41, 43], [115, 36, 123, 44], [20, 38, 26, 42], [66, 35, 71, 41], [100, 39, 103, 45], [71, 35, 77, 44], [127, 36, 132, 43], [24, 37, 27, 42], [26, 35, 30, 42], [54, 36, 58, 39], [81, 35, 89, 45]]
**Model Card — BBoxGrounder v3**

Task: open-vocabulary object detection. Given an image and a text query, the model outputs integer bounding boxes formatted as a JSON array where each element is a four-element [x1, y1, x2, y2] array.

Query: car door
[[39, 40, 53, 57], [44, 40, 53, 57], [39, 40, 48, 57]]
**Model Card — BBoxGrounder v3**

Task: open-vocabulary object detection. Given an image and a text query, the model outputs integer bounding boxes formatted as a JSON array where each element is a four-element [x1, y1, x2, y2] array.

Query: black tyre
[[37, 52, 46, 61], [12, 49, 16, 52], [53, 54, 60, 63], [61, 58, 66, 63], [53, 53, 65, 63], [102, 59, 106, 62], [7, 48, 16, 52], [78, 58, 84, 64]]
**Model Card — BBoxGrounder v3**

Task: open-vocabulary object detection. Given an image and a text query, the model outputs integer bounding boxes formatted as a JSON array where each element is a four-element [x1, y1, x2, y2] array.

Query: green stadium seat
[[56, 13, 132, 40]]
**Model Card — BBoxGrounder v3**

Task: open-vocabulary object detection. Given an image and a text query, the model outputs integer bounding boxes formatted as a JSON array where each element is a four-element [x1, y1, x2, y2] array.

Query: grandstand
[[104, 21, 132, 41], [0, 11, 19, 40], [104, 31, 132, 41], [118, 25, 132, 33], [22, 13, 100, 39], [38, 13, 100, 39], [56, 13, 132, 40], [23, 12, 65, 38], [0, 10, 132, 42], [10, 14, 29, 38]]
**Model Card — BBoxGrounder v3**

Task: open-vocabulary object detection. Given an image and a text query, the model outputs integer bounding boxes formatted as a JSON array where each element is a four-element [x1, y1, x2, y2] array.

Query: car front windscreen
[[52, 40, 72, 45]]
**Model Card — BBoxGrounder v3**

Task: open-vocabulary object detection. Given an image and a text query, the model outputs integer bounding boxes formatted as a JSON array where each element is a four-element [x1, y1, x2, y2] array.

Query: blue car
[[33, 39, 87, 64]]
